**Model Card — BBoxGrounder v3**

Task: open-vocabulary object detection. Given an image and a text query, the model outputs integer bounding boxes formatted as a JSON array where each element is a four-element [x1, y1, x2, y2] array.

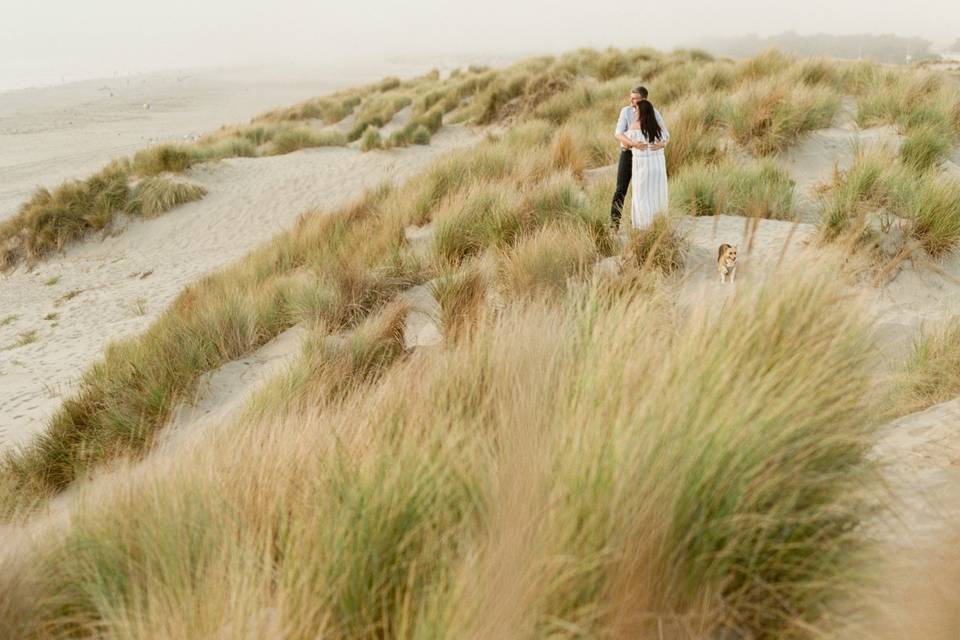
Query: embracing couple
[[610, 85, 669, 232]]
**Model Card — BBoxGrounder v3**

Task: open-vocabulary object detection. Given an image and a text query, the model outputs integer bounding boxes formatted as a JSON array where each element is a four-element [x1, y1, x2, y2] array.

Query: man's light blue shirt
[[615, 105, 669, 149]]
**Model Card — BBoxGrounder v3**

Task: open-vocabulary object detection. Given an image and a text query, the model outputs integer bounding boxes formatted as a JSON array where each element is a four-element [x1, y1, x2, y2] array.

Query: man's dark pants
[[610, 148, 632, 230]]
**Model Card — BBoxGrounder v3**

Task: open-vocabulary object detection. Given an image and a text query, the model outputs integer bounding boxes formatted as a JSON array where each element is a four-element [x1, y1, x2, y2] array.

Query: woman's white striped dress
[[625, 128, 669, 230]]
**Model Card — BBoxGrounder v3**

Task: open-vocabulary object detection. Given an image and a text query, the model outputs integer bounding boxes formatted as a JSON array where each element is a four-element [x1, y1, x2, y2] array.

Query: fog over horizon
[[3, 0, 958, 91]]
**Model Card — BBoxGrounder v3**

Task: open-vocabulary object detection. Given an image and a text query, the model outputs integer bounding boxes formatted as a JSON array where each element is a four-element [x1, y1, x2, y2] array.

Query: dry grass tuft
[[126, 177, 207, 217], [359, 126, 383, 152], [623, 214, 688, 274], [899, 123, 951, 172], [430, 262, 490, 340], [890, 316, 960, 416], [0, 163, 130, 268], [497, 223, 598, 297], [268, 125, 347, 155], [132, 144, 200, 176]]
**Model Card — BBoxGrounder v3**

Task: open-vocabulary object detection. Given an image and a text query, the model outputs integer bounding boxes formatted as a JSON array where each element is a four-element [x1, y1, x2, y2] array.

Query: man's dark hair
[[632, 85, 649, 99]]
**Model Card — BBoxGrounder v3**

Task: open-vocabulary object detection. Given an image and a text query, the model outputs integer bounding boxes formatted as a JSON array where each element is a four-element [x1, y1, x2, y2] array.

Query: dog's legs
[[731, 268, 736, 283]]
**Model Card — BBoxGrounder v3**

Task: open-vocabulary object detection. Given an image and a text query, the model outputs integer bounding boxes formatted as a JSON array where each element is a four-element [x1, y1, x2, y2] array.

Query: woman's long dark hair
[[636, 100, 662, 143]]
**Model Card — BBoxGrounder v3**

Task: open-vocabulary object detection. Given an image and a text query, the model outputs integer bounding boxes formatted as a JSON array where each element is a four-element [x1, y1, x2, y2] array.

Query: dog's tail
[[718, 243, 731, 262]]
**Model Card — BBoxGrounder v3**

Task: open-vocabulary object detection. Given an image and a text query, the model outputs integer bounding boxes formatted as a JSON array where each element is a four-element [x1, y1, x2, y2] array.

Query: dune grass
[[3, 46, 948, 638], [854, 68, 958, 132], [196, 135, 258, 160], [819, 147, 890, 241], [671, 160, 795, 219], [246, 301, 410, 418], [663, 94, 725, 174], [347, 94, 413, 141], [359, 126, 383, 152], [268, 125, 347, 155], [255, 93, 363, 125], [724, 80, 841, 156], [497, 222, 598, 297], [903, 176, 960, 257], [0, 183, 415, 498], [899, 123, 952, 172], [0, 262, 883, 639], [820, 146, 960, 257], [132, 144, 200, 176], [429, 261, 490, 340], [0, 162, 130, 268], [735, 48, 792, 81], [890, 316, 960, 417], [9, 47, 931, 271], [126, 177, 207, 217], [0, 67, 482, 268], [623, 213, 687, 274]]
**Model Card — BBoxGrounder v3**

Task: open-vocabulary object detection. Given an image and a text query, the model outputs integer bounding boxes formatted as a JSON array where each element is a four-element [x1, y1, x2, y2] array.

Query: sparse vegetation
[[0, 314, 17, 327], [55, 289, 83, 305], [4, 329, 38, 350], [43, 276, 60, 286]]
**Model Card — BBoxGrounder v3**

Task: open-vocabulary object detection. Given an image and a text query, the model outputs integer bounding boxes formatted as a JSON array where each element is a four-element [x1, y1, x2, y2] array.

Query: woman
[[624, 100, 669, 229]]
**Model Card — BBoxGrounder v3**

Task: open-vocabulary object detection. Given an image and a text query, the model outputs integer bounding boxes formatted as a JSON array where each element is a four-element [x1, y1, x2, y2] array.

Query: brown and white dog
[[717, 244, 738, 283]]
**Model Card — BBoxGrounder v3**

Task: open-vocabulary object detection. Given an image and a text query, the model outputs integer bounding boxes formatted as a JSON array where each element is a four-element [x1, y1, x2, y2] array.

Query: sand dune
[[0, 63, 444, 223], [775, 97, 903, 222], [0, 125, 480, 452]]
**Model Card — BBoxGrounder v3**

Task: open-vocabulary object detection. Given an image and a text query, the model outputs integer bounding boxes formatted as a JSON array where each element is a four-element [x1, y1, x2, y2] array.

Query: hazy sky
[[2, 0, 958, 89]]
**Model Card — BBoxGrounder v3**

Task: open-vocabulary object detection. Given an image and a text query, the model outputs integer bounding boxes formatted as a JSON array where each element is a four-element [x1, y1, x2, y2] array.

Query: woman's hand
[[633, 141, 649, 150], [649, 142, 666, 150]]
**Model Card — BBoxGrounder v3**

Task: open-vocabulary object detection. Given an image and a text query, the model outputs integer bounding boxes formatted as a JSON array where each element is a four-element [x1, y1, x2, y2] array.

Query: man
[[610, 86, 668, 231]]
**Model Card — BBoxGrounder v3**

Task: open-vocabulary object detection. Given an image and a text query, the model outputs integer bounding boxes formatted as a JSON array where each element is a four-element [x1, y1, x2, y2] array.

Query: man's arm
[[614, 107, 629, 138], [614, 108, 644, 148]]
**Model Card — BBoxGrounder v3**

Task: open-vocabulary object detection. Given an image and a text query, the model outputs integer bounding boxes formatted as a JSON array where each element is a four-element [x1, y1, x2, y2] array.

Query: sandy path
[[0, 126, 479, 452]]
